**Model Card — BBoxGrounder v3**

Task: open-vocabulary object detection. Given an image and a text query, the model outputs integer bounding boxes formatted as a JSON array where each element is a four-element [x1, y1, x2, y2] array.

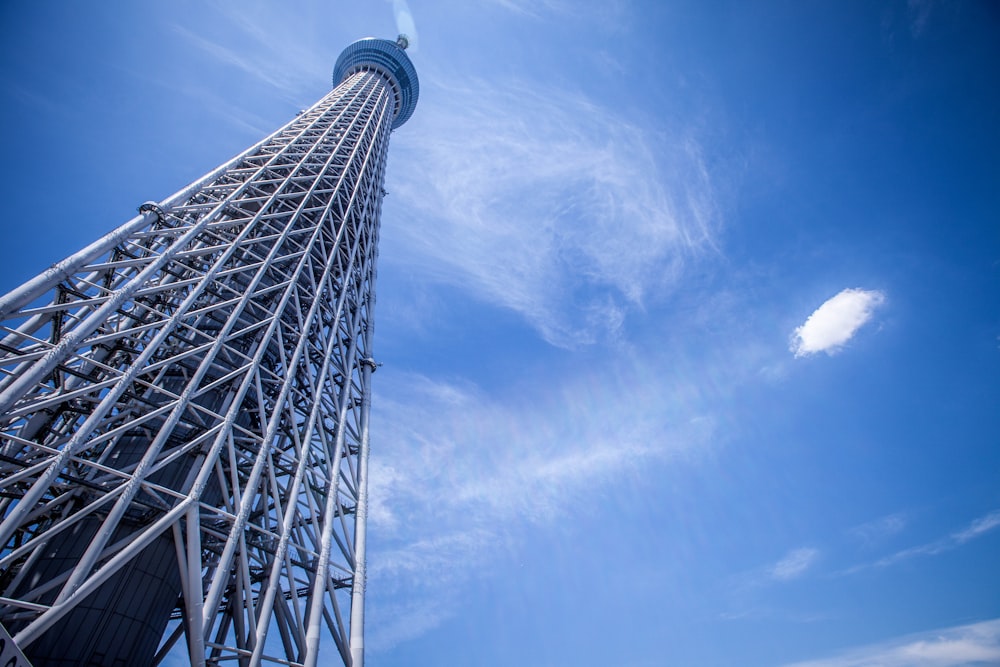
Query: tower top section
[[333, 37, 419, 129]]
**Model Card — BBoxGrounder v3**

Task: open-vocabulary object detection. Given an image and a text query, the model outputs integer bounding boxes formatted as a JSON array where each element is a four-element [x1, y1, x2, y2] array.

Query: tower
[[0, 36, 417, 667]]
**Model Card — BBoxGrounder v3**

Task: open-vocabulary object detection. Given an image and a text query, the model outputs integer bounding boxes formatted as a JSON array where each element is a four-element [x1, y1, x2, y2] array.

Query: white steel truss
[[0, 61, 402, 667]]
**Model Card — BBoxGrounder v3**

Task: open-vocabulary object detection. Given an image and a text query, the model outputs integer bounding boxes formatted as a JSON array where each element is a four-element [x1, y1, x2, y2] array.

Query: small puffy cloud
[[791, 288, 886, 357], [769, 547, 820, 581]]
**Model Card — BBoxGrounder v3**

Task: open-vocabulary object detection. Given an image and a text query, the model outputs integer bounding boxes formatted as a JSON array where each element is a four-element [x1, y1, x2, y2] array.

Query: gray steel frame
[[0, 68, 395, 667]]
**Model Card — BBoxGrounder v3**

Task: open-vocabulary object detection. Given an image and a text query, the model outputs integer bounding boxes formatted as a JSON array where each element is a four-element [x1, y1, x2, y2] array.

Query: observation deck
[[333, 37, 419, 129]]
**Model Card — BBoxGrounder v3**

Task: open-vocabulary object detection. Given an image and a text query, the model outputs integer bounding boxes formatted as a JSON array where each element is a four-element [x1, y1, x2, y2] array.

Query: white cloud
[[908, 0, 936, 38], [369, 368, 709, 532], [849, 512, 908, 547], [723, 546, 822, 619], [385, 77, 718, 347], [790, 288, 886, 357], [768, 547, 820, 581], [365, 359, 717, 650], [783, 618, 1000, 667], [842, 508, 1000, 574], [953, 509, 1000, 544], [169, 5, 332, 104], [389, 0, 419, 52], [489, 0, 571, 17]]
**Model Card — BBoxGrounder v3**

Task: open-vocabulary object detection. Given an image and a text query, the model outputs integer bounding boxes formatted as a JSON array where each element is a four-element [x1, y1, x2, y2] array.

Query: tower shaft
[[0, 37, 416, 667]]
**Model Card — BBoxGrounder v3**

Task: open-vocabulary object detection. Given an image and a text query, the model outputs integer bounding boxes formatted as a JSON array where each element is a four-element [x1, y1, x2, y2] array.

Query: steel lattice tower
[[0, 37, 417, 667]]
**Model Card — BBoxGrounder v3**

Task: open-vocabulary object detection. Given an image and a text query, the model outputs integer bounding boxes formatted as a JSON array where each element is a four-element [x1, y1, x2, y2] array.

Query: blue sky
[[1, 1, 999, 666]]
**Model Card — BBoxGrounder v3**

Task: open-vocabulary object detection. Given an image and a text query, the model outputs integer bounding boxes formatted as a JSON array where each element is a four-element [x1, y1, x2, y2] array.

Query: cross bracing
[[0, 61, 402, 667]]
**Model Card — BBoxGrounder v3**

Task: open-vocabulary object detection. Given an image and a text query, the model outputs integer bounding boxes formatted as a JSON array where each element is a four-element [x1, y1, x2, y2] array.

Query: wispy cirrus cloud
[[849, 512, 908, 548], [169, 5, 331, 104], [783, 618, 1000, 667], [843, 509, 1000, 574], [768, 547, 821, 582], [907, 0, 936, 38], [790, 288, 886, 357], [488, 0, 570, 17], [117, 64, 277, 139], [365, 360, 716, 650], [172, 25, 296, 96], [369, 367, 711, 534], [488, 0, 629, 27], [721, 546, 823, 621], [952, 510, 1000, 543], [734, 546, 821, 591], [385, 77, 719, 347]]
